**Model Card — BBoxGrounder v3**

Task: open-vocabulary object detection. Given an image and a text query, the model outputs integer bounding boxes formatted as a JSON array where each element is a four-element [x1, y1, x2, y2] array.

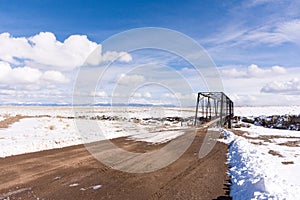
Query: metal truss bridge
[[194, 92, 234, 128]]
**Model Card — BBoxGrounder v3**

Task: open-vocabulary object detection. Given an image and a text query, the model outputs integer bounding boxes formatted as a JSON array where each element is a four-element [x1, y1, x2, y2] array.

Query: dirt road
[[0, 128, 230, 200]]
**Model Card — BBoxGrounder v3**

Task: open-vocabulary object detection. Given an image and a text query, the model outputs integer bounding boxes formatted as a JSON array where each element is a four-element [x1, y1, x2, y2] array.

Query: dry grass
[[3, 113, 11, 119], [49, 125, 55, 130], [278, 141, 300, 147], [282, 161, 294, 165], [268, 150, 284, 157], [0, 115, 28, 128], [250, 141, 266, 145]]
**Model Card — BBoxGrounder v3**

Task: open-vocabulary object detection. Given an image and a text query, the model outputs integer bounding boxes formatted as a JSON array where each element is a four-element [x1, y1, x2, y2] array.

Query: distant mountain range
[[0, 103, 177, 107]]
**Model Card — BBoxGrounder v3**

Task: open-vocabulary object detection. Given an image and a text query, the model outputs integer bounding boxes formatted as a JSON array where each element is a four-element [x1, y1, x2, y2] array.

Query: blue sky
[[0, 0, 300, 106], [0, 0, 225, 40]]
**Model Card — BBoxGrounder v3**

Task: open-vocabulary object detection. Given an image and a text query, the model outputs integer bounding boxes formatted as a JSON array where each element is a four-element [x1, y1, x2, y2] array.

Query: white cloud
[[119, 52, 133, 62], [261, 78, 300, 94], [229, 93, 257, 106], [132, 93, 142, 98], [221, 64, 286, 78], [0, 61, 42, 84], [0, 32, 97, 70], [0, 32, 132, 71], [0, 61, 13, 79], [221, 67, 246, 78], [42, 71, 69, 83], [0, 89, 17, 95], [131, 92, 151, 98], [117, 74, 145, 85], [0, 32, 133, 104], [101, 51, 132, 63], [203, 19, 300, 48], [241, 26, 287, 46], [271, 65, 286, 74], [0, 61, 68, 86], [10, 67, 42, 84], [162, 92, 197, 101], [143, 92, 152, 98], [247, 64, 269, 77], [277, 19, 300, 44], [91, 91, 108, 97], [248, 0, 276, 7]]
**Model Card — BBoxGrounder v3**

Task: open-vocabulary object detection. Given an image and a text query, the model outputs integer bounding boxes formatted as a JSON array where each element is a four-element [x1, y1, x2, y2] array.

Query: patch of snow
[[0, 116, 5, 122], [53, 176, 61, 180], [69, 183, 79, 187], [92, 185, 102, 190], [239, 124, 300, 138]]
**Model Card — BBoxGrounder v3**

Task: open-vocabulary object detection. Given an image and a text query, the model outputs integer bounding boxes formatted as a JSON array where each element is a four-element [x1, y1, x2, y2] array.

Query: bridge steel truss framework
[[194, 92, 234, 128]]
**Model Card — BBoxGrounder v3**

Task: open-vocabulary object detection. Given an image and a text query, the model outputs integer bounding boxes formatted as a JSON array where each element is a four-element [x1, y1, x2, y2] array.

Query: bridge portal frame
[[194, 92, 234, 128]]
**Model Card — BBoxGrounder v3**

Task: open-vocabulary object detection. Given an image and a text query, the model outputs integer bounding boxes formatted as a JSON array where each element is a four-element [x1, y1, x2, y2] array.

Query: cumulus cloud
[[162, 92, 197, 100], [0, 61, 69, 86], [86, 48, 132, 66], [0, 32, 134, 104], [221, 64, 286, 78], [0, 61, 41, 84], [42, 71, 69, 83], [117, 74, 145, 85], [102, 51, 132, 63], [0, 32, 132, 71], [91, 91, 108, 97], [229, 93, 257, 106], [118, 52, 133, 62], [143, 92, 152, 98], [261, 78, 300, 94], [271, 65, 286, 74]]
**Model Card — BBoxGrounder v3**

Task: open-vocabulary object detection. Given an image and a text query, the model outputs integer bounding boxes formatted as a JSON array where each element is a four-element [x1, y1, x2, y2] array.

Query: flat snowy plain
[[1, 106, 300, 199], [0, 106, 194, 157]]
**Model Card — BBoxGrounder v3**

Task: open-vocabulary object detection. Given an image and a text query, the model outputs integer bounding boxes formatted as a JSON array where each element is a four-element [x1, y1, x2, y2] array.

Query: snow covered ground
[[0, 106, 195, 118], [0, 106, 193, 157], [221, 122, 300, 199], [234, 106, 300, 117]]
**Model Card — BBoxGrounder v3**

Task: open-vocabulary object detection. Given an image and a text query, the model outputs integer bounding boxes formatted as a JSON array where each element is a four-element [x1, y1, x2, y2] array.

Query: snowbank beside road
[[222, 130, 300, 200]]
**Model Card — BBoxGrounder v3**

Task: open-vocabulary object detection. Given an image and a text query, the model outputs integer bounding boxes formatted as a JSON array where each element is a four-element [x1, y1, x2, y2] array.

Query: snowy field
[[234, 105, 300, 117], [0, 106, 195, 119], [0, 106, 195, 157], [220, 105, 300, 199]]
